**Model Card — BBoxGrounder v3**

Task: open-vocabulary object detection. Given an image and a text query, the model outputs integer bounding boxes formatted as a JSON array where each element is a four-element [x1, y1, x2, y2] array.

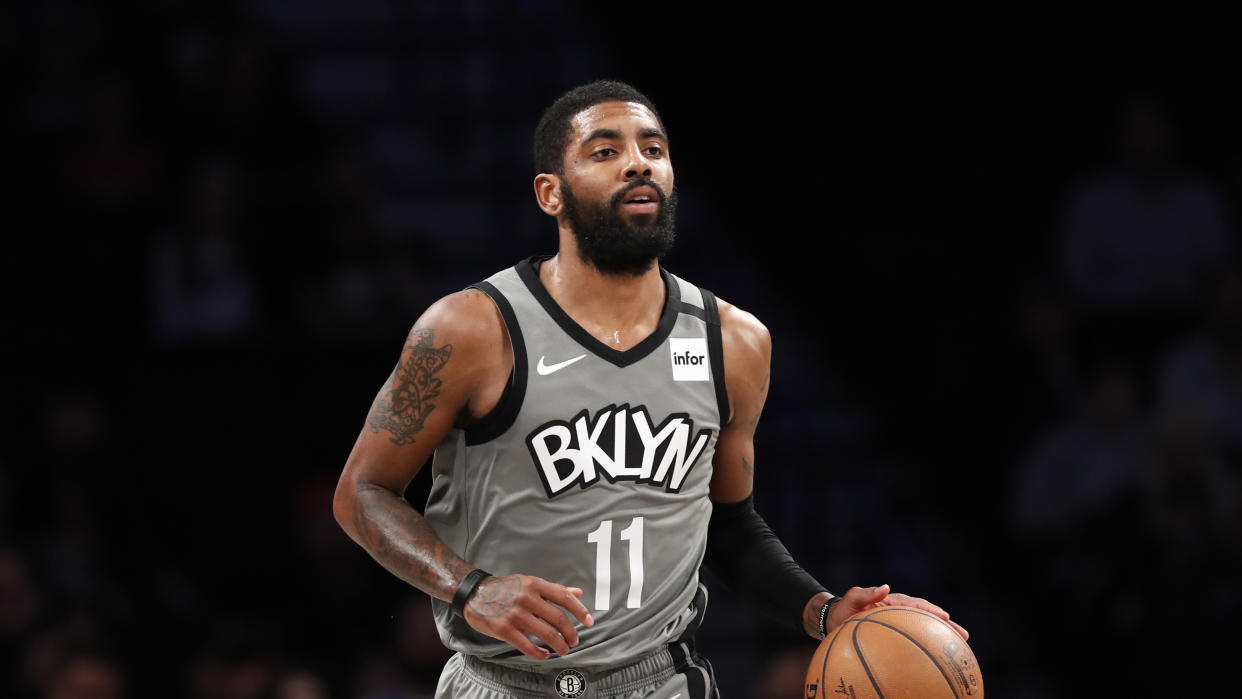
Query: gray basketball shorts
[[434, 643, 719, 699]]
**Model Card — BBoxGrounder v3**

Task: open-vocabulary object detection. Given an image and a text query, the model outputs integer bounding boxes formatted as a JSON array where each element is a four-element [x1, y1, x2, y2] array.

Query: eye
[[644, 145, 664, 157], [592, 147, 617, 159]]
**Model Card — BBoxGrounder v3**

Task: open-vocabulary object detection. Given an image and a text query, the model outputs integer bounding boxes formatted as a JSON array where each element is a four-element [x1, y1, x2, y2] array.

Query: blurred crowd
[[999, 95, 1241, 696], [6, 2, 1242, 697]]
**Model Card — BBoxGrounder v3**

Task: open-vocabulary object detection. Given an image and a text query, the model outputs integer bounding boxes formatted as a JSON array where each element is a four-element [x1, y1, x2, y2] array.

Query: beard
[[560, 178, 677, 277]]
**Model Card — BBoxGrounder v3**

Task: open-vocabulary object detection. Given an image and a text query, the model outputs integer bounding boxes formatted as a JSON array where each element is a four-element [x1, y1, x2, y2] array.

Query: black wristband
[[818, 595, 843, 639], [452, 569, 491, 617]]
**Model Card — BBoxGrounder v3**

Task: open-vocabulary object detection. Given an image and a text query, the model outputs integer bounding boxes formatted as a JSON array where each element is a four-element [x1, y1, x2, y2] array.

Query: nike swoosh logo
[[537, 353, 588, 375]]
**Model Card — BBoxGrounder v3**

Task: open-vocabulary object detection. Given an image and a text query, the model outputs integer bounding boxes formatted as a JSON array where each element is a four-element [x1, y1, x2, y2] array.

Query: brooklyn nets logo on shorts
[[554, 669, 587, 698]]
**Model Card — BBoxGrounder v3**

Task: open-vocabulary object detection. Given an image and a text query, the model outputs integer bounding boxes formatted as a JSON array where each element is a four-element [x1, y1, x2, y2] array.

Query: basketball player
[[333, 81, 968, 698]]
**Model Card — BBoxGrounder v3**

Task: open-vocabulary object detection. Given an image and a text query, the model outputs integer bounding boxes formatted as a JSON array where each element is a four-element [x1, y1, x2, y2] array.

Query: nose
[[623, 145, 653, 180]]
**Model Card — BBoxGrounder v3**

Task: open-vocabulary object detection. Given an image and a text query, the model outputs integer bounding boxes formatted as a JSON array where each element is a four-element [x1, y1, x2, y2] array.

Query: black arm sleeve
[[703, 494, 828, 634]]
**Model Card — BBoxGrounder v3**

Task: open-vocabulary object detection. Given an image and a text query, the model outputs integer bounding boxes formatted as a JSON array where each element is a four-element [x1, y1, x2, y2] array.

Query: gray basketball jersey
[[424, 256, 729, 672]]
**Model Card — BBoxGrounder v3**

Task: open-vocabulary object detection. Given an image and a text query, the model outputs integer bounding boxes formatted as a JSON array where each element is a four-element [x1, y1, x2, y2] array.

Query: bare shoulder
[[715, 297, 772, 367], [415, 288, 507, 350], [389, 287, 512, 426], [411, 287, 512, 387]]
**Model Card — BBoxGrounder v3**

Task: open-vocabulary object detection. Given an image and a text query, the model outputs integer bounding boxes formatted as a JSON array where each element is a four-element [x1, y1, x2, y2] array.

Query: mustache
[[609, 179, 669, 209]]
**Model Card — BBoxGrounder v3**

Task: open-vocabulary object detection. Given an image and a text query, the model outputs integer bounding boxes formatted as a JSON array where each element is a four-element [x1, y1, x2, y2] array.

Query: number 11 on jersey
[[586, 517, 644, 611]]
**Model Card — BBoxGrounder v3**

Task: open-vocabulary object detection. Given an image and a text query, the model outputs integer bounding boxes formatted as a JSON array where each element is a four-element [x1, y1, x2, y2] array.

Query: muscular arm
[[707, 301, 829, 635], [334, 291, 592, 658], [334, 295, 495, 599], [709, 299, 769, 504], [346, 327, 470, 596]]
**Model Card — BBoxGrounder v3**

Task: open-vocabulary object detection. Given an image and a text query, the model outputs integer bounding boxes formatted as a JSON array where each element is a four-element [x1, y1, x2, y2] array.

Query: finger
[[878, 593, 968, 640], [518, 614, 572, 657], [504, 628, 551, 661], [554, 584, 594, 627], [885, 594, 950, 620], [533, 598, 580, 649], [846, 583, 889, 607], [835, 585, 890, 623]]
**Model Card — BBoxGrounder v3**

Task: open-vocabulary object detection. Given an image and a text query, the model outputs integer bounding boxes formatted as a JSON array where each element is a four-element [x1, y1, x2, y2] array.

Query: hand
[[827, 584, 970, 641], [462, 574, 596, 660]]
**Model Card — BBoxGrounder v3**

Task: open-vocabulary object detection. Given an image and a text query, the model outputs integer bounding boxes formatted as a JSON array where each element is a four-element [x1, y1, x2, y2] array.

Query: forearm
[[703, 494, 827, 634], [341, 479, 474, 601]]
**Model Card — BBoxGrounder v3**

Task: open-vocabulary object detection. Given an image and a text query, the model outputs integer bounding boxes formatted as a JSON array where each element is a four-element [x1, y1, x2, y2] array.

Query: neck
[[539, 227, 666, 348]]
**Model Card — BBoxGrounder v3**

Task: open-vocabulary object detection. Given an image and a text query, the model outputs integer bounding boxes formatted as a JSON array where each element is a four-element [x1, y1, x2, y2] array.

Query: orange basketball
[[805, 605, 983, 698]]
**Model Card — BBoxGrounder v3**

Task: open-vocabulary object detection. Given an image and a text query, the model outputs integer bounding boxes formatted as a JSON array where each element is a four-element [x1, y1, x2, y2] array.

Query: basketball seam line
[[818, 619, 859, 696], [853, 621, 887, 699], [856, 617, 962, 699]]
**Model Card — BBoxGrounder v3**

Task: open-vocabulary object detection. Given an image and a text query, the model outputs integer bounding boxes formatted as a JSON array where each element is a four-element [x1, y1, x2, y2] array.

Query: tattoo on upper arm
[[368, 325, 453, 445], [741, 455, 754, 477]]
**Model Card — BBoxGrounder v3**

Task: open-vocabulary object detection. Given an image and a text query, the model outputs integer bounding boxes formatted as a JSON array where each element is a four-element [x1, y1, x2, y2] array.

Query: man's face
[[558, 101, 677, 276]]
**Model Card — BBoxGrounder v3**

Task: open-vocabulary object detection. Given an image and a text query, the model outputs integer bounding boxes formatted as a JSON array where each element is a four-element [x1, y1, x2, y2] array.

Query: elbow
[[332, 474, 356, 534]]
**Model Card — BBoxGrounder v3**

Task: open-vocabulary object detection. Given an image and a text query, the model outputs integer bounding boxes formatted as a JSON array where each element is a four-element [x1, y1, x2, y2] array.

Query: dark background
[[5, 3, 1241, 697]]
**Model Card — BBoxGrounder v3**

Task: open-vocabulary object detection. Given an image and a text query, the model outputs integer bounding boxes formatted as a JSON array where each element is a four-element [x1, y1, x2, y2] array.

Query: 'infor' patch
[[670, 337, 709, 381]]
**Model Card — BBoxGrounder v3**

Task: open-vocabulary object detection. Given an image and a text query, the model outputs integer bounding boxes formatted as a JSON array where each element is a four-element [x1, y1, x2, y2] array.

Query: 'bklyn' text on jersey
[[526, 404, 713, 497]]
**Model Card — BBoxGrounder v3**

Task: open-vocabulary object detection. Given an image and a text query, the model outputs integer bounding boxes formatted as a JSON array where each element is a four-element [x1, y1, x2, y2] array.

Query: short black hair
[[533, 80, 664, 176]]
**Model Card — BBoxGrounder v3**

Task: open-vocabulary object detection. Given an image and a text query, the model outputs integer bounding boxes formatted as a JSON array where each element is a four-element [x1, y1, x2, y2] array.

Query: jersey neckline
[[515, 255, 682, 368]]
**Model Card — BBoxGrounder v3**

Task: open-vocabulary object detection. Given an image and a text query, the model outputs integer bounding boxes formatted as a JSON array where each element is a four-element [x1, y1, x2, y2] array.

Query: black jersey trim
[[676, 582, 709, 643], [464, 281, 527, 446], [669, 640, 714, 698], [701, 289, 731, 426], [676, 301, 708, 321], [669, 584, 717, 698], [515, 255, 682, 369]]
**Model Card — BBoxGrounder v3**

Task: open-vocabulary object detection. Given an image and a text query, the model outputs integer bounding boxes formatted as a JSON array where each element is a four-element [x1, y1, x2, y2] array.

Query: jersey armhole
[[701, 289, 731, 426], [464, 281, 528, 445]]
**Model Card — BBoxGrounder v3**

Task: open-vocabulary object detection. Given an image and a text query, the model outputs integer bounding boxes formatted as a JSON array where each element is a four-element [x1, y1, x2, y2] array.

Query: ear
[[534, 173, 562, 216]]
